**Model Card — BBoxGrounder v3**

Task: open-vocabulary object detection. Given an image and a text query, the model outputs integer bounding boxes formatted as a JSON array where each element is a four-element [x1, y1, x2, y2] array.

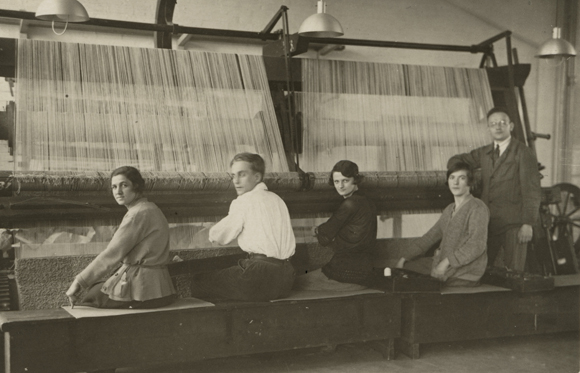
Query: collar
[[493, 136, 511, 155], [241, 182, 268, 197], [236, 181, 268, 200], [127, 197, 147, 210], [253, 182, 268, 192], [342, 188, 359, 199], [453, 194, 473, 213]]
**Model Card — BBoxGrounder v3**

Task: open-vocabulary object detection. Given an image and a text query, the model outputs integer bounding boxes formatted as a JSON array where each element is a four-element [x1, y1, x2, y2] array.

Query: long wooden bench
[[397, 274, 580, 359], [0, 291, 400, 373]]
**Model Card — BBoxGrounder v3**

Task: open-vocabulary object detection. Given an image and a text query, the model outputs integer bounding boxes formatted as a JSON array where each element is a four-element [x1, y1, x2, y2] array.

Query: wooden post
[[4, 332, 10, 373]]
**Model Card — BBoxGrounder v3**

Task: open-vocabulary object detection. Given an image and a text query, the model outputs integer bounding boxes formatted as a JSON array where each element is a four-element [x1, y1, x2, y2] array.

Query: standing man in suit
[[447, 107, 541, 272]]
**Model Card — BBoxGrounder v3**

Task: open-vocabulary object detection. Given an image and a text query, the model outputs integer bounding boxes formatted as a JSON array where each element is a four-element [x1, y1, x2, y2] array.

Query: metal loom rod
[[0, 9, 280, 41], [0, 8, 501, 54], [301, 36, 487, 53]]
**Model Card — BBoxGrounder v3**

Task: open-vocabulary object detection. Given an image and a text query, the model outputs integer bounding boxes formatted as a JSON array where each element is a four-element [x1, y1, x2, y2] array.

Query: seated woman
[[296, 160, 377, 290], [396, 162, 489, 287], [66, 166, 177, 309]]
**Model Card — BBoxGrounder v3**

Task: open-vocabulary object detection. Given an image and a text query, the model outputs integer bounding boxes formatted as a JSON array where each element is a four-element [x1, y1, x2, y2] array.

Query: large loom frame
[[0, 5, 536, 226], [0, 2, 576, 313]]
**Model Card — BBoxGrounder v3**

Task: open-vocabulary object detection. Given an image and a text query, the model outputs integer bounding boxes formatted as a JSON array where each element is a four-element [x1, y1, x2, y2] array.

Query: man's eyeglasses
[[488, 120, 509, 128]]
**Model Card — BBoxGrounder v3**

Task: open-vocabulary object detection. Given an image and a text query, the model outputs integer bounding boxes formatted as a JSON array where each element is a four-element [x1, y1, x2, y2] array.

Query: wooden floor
[[119, 331, 579, 373]]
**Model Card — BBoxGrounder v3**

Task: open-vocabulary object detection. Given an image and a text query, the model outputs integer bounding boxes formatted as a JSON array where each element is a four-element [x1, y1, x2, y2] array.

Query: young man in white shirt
[[190, 153, 296, 301]]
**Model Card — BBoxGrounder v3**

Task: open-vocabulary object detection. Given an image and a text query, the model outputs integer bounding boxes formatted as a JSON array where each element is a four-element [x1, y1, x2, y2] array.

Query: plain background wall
[[0, 0, 577, 187]]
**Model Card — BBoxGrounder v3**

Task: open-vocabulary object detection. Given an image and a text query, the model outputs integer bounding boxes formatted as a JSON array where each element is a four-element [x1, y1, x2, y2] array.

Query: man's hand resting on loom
[[66, 279, 82, 307]]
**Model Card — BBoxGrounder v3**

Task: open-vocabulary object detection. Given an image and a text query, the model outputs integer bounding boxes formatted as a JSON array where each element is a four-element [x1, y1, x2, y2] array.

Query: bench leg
[[370, 338, 395, 360], [5, 332, 10, 373], [396, 338, 420, 359]]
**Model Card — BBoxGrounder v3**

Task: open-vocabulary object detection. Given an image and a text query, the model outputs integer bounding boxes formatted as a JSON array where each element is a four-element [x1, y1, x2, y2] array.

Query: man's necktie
[[492, 144, 500, 166]]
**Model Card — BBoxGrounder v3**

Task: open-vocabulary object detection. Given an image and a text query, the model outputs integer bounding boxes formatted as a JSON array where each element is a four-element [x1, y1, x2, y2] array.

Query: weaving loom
[[0, 36, 532, 310]]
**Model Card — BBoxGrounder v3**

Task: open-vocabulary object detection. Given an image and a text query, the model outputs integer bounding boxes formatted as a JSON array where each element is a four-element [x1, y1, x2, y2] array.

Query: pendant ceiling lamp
[[36, 0, 89, 22], [536, 1, 576, 60], [298, 0, 343, 38], [536, 27, 577, 59], [36, 0, 89, 35]]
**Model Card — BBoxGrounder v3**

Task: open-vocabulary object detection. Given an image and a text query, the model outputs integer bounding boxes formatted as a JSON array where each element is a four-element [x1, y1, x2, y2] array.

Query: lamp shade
[[299, 1, 343, 38], [36, 0, 89, 23], [536, 27, 577, 58]]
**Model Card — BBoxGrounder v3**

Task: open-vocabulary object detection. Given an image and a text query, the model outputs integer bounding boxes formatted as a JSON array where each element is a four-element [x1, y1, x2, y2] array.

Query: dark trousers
[[487, 227, 527, 271], [322, 250, 374, 287], [80, 281, 177, 309], [190, 256, 296, 302]]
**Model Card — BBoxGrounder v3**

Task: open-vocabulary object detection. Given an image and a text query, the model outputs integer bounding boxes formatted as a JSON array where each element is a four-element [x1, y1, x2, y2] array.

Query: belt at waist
[[122, 262, 168, 270], [247, 253, 289, 264]]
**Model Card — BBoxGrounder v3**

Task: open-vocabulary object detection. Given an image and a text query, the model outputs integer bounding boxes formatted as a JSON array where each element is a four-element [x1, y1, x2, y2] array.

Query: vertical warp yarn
[[298, 59, 494, 172], [15, 39, 288, 173]]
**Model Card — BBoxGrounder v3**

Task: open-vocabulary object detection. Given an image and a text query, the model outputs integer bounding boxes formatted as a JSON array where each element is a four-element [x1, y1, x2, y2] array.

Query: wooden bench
[[397, 274, 580, 359], [0, 291, 400, 373]]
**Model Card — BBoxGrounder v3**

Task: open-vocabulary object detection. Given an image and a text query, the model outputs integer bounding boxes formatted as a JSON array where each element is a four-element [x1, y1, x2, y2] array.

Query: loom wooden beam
[[0, 185, 452, 226], [18, 20, 30, 40], [0, 38, 15, 78], [264, 56, 532, 97], [298, 35, 486, 53], [486, 64, 531, 88], [154, 0, 177, 49], [263, 34, 310, 58], [486, 64, 531, 144]]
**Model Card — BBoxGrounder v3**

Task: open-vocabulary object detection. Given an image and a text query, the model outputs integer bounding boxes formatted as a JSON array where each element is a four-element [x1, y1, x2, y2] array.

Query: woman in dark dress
[[316, 160, 377, 286], [296, 160, 377, 290]]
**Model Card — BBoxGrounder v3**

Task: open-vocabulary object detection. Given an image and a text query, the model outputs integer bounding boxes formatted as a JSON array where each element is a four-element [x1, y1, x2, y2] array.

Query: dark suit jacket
[[448, 138, 541, 235]]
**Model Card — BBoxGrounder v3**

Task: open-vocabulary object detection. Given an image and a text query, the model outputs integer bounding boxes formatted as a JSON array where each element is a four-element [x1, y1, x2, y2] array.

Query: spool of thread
[[384, 267, 391, 277]]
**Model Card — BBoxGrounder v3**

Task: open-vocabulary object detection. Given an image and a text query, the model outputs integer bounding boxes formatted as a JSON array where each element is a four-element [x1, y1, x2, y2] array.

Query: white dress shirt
[[209, 182, 296, 260], [494, 136, 511, 157]]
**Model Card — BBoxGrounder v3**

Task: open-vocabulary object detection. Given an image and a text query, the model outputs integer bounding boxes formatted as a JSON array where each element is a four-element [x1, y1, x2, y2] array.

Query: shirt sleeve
[[448, 204, 490, 268], [76, 211, 145, 289], [209, 199, 244, 245], [316, 198, 356, 247], [447, 148, 482, 170]]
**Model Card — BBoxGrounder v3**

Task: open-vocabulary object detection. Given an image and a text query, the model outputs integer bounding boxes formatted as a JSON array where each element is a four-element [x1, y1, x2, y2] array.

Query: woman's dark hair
[[446, 162, 474, 187], [230, 152, 265, 181], [110, 166, 145, 194], [328, 160, 364, 186]]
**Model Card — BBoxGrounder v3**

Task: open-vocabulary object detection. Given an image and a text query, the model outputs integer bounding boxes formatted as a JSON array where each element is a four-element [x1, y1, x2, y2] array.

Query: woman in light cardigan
[[66, 166, 176, 308], [396, 162, 490, 286]]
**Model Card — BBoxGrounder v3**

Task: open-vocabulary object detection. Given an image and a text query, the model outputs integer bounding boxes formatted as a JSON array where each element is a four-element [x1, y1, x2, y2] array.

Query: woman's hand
[[312, 226, 319, 237], [396, 257, 406, 268], [431, 257, 450, 280], [66, 280, 82, 307]]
